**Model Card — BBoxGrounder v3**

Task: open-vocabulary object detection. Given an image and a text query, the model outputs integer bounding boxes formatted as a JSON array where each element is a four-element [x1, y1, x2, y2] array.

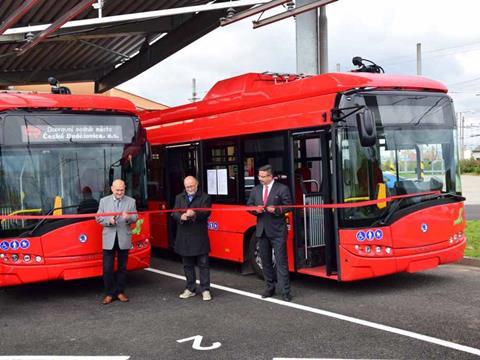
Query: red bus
[[0, 91, 151, 287], [142, 71, 466, 281]]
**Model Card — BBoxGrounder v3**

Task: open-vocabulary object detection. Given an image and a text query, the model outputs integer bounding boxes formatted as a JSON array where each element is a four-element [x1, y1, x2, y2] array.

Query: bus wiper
[[372, 192, 464, 226], [372, 197, 405, 226], [27, 204, 80, 236]]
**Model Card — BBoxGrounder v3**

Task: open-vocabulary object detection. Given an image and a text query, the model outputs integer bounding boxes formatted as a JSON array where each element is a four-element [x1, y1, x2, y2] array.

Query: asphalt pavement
[[1, 255, 479, 360]]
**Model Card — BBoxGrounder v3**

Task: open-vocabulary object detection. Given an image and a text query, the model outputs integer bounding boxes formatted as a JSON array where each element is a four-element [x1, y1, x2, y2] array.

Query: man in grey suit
[[96, 179, 138, 305], [247, 165, 293, 302]]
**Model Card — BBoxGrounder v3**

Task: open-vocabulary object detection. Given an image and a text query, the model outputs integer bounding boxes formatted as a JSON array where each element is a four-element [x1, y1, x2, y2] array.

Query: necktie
[[115, 199, 120, 210], [263, 185, 269, 205], [188, 194, 193, 203]]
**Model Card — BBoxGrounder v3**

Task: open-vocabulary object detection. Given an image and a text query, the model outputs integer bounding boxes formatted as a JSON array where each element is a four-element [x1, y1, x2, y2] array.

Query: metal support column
[[296, 0, 329, 74]]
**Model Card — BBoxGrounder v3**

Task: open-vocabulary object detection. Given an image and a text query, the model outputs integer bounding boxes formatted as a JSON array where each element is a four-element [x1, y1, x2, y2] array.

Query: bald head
[[184, 176, 198, 195], [111, 179, 125, 199]]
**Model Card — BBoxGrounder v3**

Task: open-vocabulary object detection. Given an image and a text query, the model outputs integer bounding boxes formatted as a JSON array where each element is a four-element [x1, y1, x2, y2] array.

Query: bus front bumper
[[338, 238, 466, 281], [0, 245, 151, 287]]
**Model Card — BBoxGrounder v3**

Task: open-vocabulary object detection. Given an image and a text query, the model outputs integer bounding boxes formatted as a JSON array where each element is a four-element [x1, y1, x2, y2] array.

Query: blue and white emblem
[[20, 239, 30, 249], [421, 223, 428, 233], [356, 231, 366, 242], [208, 222, 219, 231], [0, 241, 9, 251], [374, 229, 383, 240], [10, 240, 20, 250], [366, 230, 375, 241], [79, 234, 88, 243]]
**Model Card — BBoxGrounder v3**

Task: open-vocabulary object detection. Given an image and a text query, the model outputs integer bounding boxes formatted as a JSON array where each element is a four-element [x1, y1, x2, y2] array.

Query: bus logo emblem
[[0, 241, 9, 251], [79, 234, 88, 243], [421, 223, 428, 233]]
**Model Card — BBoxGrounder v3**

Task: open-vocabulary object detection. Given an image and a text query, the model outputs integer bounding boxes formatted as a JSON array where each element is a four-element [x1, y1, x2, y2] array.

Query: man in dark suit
[[247, 165, 293, 301], [96, 179, 137, 305], [171, 176, 212, 301]]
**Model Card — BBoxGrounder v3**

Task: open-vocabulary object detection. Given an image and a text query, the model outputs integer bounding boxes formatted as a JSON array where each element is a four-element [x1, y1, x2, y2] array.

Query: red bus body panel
[[142, 72, 447, 128], [338, 203, 466, 281], [152, 203, 296, 271], [0, 215, 151, 287], [148, 201, 169, 249], [0, 92, 137, 114]]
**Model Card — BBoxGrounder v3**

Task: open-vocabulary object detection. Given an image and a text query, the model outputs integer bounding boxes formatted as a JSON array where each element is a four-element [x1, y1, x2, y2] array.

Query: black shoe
[[261, 289, 275, 298], [282, 293, 292, 302]]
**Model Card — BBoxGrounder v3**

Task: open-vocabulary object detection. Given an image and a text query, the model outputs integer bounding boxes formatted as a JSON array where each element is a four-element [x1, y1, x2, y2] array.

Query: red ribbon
[[0, 191, 442, 220]]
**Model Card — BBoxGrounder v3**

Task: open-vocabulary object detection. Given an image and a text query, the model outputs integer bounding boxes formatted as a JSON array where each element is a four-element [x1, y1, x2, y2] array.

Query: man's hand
[[266, 206, 276, 213], [109, 216, 116, 225], [254, 206, 265, 214], [121, 211, 129, 220], [186, 209, 195, 218], [180, 213, 189, 221]]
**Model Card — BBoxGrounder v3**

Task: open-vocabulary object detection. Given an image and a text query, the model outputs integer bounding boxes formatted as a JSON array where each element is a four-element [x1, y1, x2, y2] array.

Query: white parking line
[[0, 357, 130, 360], [145, 267, 480, 357]]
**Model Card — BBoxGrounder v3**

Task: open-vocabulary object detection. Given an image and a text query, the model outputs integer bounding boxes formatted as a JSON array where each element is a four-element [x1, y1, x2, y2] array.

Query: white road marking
[[177, 335, 222, 350], [0, 357, 130, 360], [145, 267, 480, 357]]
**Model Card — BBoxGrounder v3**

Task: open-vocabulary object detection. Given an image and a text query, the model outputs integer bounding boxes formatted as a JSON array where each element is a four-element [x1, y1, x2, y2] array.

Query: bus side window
[[204, 140, 239, 203]]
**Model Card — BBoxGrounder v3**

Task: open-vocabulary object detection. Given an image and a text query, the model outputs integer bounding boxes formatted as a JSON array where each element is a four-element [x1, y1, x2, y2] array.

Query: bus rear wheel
[[248, 234, 276, 279]]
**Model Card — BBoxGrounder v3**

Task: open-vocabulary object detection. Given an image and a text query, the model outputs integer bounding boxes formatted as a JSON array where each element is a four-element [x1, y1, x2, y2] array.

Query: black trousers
[[182, 254, 210, 293], [259, 235, 291, 295], [103, 237, 129, 297]]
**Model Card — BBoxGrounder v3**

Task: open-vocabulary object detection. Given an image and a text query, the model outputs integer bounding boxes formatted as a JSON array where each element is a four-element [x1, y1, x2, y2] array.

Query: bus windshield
[[0, 113, 147, 237], [338, 92, 461, 226]]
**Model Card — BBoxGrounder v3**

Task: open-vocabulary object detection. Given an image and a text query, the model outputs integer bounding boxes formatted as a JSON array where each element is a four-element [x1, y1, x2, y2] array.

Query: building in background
[[11, 82, 168, 111]]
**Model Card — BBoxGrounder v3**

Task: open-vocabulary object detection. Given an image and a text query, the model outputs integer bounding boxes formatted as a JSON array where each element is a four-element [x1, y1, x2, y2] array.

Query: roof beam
[[252, 0, 337, 28], [95, 6, 249, 93], [0, 65, 113, 86], [220, 0, 290, 26], [3, 0, 269, 36], [15, 0, 98, 56], [0, 17, 177, 44], [0, 0, 41, 35]]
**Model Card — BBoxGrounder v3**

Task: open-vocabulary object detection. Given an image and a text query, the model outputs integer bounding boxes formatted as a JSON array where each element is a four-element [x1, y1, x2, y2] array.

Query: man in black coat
[[171, 176, 212, 301], [247, 165, 293, 301]]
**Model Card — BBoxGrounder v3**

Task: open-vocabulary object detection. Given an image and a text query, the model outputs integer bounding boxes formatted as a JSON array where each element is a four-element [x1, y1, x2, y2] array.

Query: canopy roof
[[0, 0, 252, 92]]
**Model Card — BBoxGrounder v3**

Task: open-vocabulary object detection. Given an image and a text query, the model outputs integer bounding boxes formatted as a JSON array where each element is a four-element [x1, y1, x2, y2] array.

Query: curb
[[456, 256, 480, 268]]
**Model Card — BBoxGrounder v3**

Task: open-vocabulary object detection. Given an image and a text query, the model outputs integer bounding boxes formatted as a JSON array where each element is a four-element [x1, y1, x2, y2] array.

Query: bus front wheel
[[248, 234, 276, 279]]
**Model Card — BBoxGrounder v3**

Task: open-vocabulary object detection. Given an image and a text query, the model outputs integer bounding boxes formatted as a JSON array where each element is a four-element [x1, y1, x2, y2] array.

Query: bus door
[[292, 130, 335, 274], [165, 143, 199, 247]]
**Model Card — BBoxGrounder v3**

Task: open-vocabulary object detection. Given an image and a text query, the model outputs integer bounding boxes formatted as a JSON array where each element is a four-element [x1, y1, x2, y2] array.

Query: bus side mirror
[[356, 109, 377, 147]]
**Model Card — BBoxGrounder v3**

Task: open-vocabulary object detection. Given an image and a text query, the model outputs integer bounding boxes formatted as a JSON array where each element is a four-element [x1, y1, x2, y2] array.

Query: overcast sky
[[119, 0, 480, 146]]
